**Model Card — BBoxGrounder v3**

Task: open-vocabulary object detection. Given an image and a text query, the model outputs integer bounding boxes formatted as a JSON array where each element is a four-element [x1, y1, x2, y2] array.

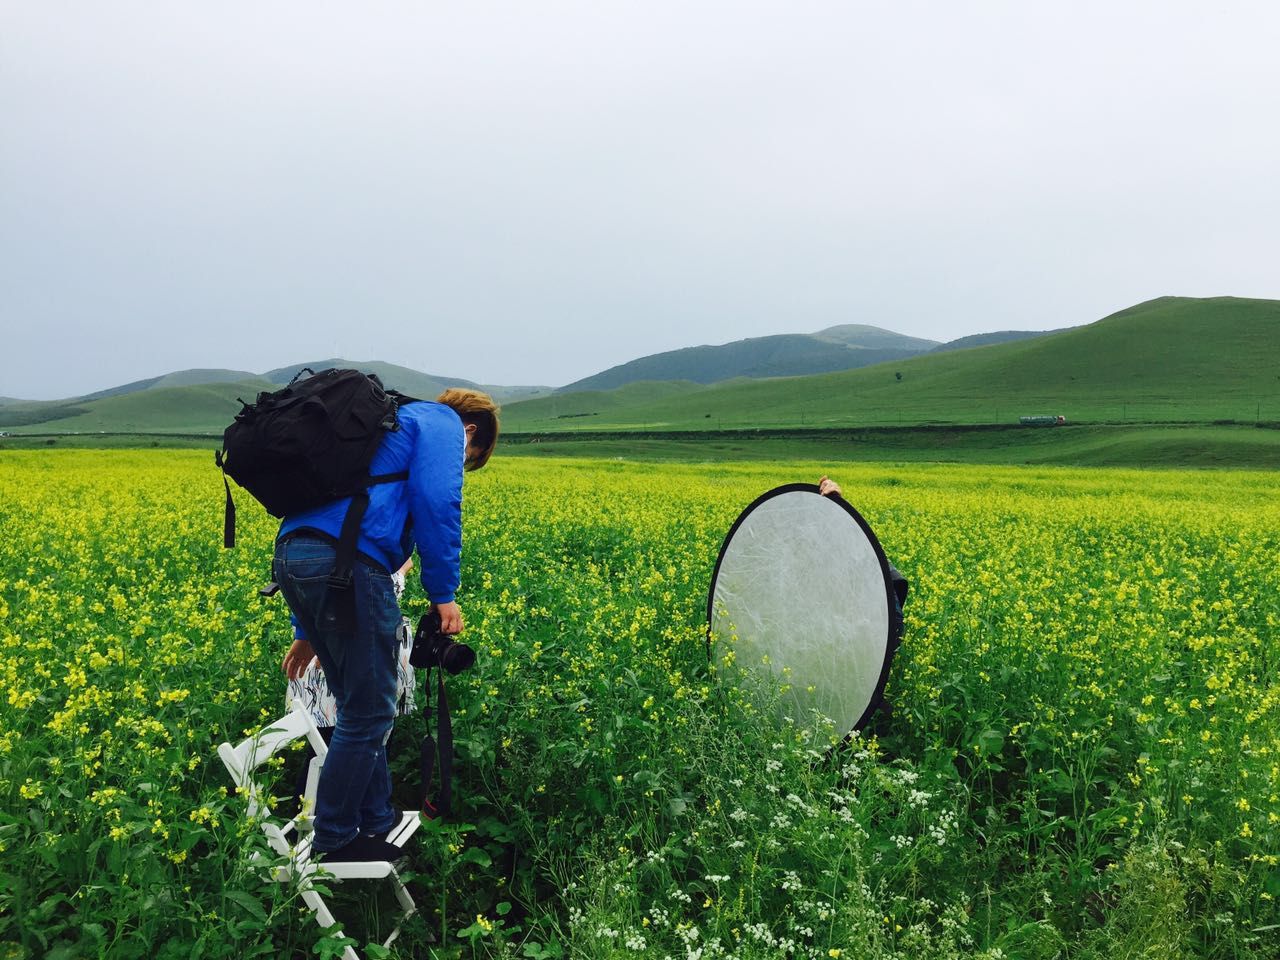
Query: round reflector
[[707, 483, 899, 736]]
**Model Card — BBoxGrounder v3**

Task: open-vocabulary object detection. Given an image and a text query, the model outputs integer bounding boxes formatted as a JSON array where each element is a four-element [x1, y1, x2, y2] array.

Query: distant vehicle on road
[[1019, 415, 1066, 426]]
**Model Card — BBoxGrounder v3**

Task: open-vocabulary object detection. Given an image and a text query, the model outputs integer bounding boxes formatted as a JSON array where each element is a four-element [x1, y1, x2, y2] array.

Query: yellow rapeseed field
[[0, 450, 1277, 959]]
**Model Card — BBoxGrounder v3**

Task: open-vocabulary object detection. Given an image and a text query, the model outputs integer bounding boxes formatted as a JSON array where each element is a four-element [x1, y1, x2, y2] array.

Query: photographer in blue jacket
[[272, 388, 498, 863]]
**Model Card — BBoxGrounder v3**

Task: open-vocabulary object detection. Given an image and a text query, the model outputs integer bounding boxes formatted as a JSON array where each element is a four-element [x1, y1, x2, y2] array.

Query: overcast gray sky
[[2, 1, 1278, 399]]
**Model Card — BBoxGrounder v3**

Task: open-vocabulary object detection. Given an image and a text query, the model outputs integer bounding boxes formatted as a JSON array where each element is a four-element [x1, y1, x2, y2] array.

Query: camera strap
[[419, 666, 456, 818]]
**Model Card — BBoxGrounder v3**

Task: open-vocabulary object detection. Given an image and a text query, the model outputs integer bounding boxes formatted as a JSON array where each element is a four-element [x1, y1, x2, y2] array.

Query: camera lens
[[440, 642, 476, 675]]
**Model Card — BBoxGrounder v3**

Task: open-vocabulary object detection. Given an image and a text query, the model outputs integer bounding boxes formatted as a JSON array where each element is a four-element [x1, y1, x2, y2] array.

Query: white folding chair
[[217, 706, 422, 960]]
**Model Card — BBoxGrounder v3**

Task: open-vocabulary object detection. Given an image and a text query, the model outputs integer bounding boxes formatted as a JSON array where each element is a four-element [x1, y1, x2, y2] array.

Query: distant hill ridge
[[5, 297, 1272, 435], [558, 323, 1074, 392], [811, 324, 939, 351], [9, 324, 1050, 409], [0, 360, 548, 432], [929, 330, 1070, 353], [502, 296, 1280, 431], [262, 359, 481, 401], [0, 360, 547, 408], [261, 360, 553, 405], [560, 326, 943, 392]]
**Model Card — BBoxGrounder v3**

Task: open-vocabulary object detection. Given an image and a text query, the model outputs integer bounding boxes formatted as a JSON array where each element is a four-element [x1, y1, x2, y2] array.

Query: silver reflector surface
[[708, 484, 896, 736]]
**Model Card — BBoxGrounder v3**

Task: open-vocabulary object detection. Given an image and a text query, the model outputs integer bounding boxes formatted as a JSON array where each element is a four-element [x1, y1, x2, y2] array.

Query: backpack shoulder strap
[[326, 468, 408, 590], [215, 449, 236, 548]]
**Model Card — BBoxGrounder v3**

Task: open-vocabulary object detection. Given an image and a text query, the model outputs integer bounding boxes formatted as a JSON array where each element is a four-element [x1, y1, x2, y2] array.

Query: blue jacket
[[279, 400, 466, 605]]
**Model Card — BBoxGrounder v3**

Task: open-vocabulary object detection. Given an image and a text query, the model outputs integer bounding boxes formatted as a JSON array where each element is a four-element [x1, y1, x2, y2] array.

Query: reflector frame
[[706, 483, 898, 735]]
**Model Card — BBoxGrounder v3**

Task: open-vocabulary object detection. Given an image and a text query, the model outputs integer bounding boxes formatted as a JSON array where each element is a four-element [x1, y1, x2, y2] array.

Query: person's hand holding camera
[[434, 600, 464, 635]]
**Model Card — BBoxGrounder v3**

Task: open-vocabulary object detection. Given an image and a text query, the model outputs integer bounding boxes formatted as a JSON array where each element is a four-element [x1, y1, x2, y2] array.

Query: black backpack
[[216, 367, 416, 587]]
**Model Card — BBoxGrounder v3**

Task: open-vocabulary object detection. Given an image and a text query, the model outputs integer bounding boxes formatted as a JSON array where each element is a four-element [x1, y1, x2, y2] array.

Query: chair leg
[[381, 866, 418, 949]]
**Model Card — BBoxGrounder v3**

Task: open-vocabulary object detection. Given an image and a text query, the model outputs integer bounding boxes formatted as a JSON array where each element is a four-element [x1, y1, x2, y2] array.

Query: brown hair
[[436, 388, 500, 470]]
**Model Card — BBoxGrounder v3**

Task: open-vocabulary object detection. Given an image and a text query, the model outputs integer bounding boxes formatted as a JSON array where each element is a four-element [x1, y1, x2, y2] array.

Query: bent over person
[[272, 387, 498, 863]]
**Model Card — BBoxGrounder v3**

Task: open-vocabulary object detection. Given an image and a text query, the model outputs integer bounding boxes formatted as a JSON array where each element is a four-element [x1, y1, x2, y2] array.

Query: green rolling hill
[[929, 330, 1063, 353], [503, 380, 707, 424], [1, 380, 275, 434], [0, 361, 549, 433], [261, 360, 548, 404], [262, 359, 481, 399], [480, 384, 553, 403], [560, 327, 938, 392], [0, 400, 93, 427], [3, 297, 1277, 457], [504, 297, 1280, 431], [811, 324, 939, 350], [77, 368, 260, 401]]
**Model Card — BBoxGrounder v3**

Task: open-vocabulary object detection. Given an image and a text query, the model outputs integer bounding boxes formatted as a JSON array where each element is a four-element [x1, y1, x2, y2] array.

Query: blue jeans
[[273, 535, 400, 851]]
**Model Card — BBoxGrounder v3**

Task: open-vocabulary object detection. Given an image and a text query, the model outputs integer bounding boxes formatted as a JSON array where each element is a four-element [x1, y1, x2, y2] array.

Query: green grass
[[502, 423, 1280, 469], [0, 434, 220, 450], [7, 422, 1280, 470]]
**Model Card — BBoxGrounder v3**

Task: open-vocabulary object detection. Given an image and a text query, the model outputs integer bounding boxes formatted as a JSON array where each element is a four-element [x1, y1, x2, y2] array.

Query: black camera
[[410, 608, 476, 674]]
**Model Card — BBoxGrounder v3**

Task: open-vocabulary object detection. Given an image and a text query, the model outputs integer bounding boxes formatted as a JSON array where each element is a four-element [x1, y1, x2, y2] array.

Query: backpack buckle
[[326, 571, 353, 590]]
